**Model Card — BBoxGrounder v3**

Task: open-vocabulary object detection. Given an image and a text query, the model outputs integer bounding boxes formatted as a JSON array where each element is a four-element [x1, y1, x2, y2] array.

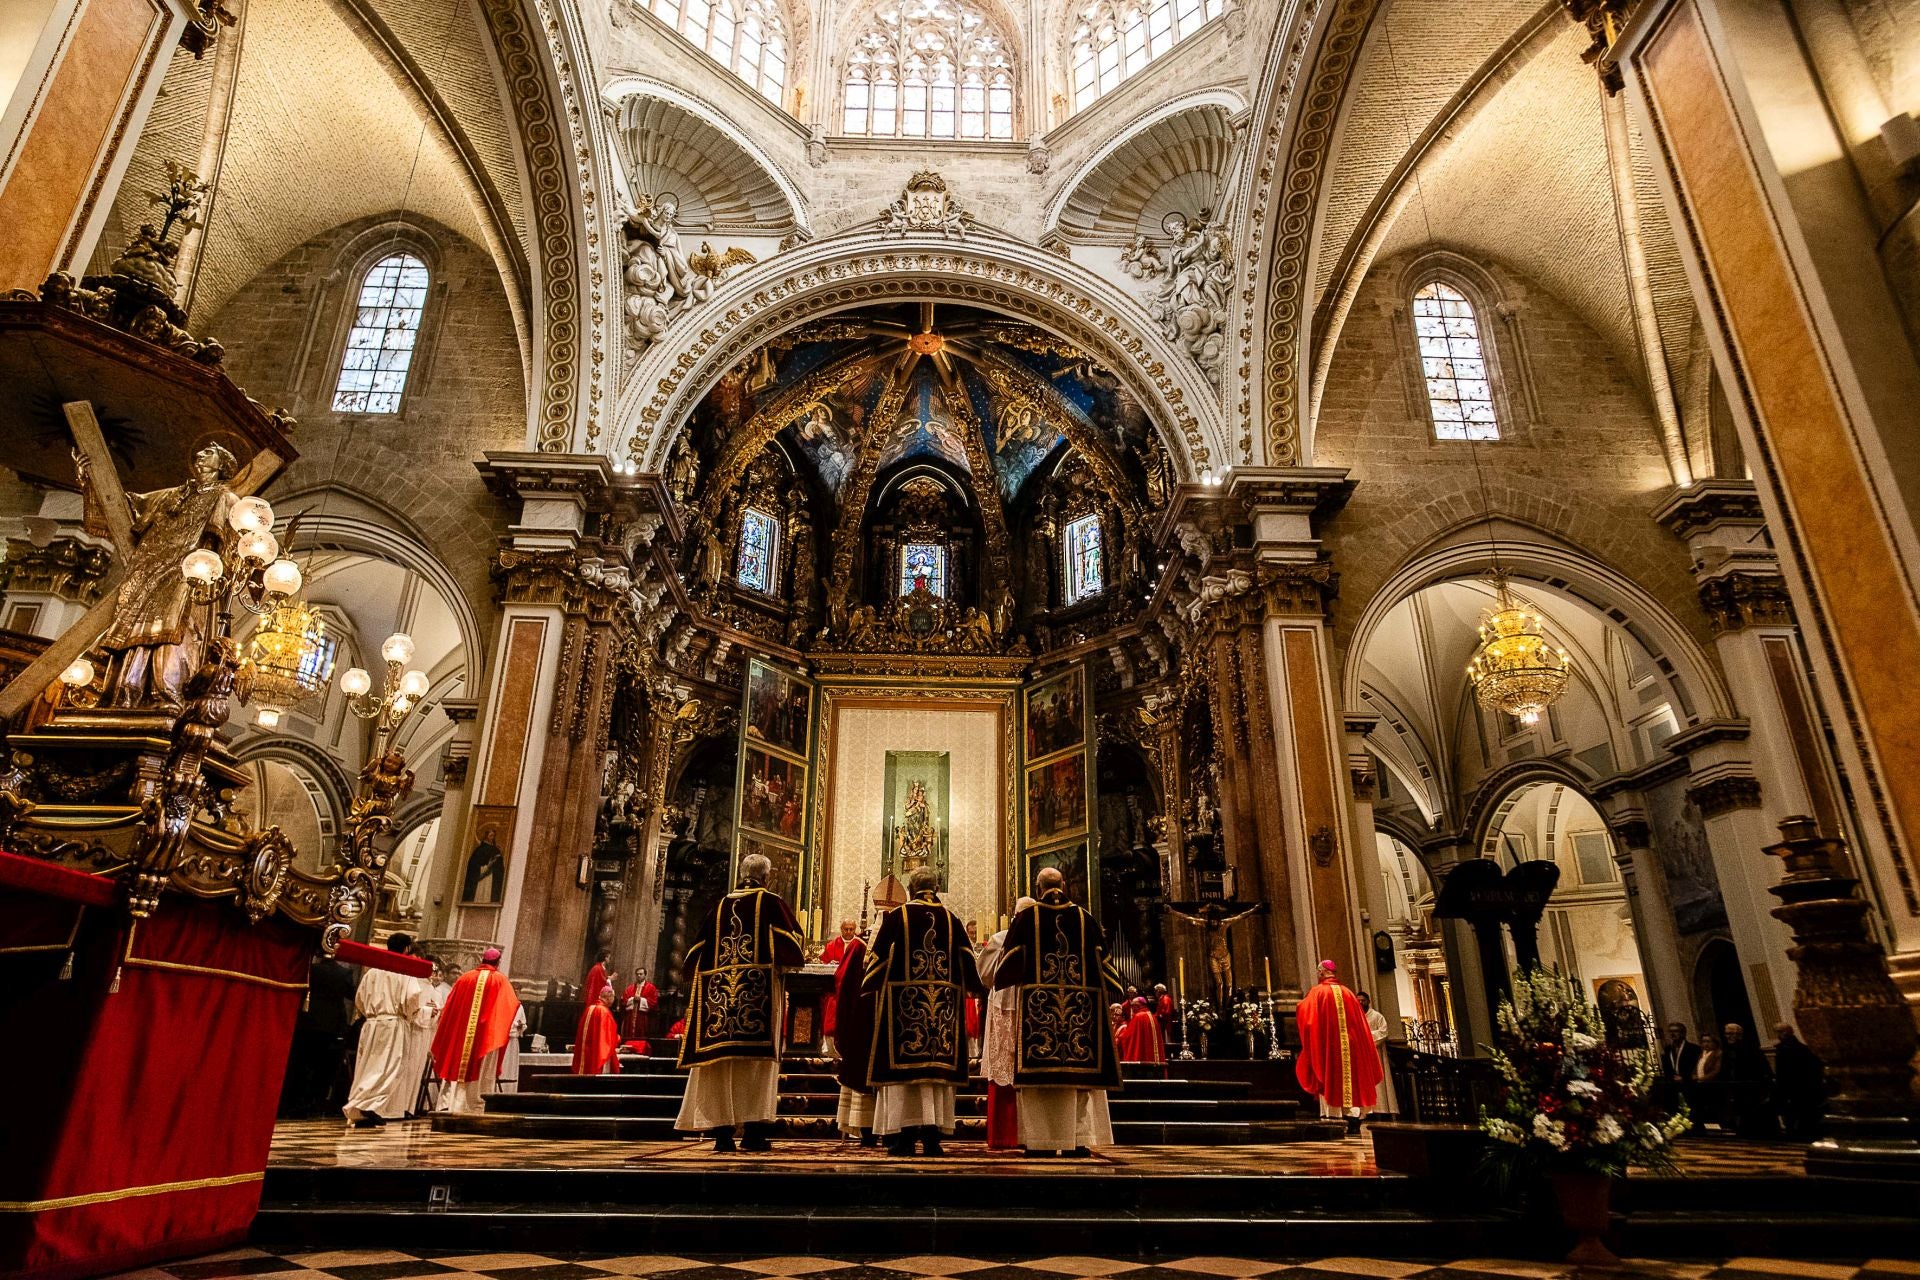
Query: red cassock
[[1293, 976, 1381, 1110], [431, 963, 524, 1082], [819, 935, 854, 1036], [583, 961, 610, 1008], [1116, 1009, 1165, 1064], [572, 1003, 622, 1075]]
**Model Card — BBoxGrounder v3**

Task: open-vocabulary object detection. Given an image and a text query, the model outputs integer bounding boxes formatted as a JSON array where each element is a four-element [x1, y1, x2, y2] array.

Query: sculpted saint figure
[[81, 443, 239, 709]]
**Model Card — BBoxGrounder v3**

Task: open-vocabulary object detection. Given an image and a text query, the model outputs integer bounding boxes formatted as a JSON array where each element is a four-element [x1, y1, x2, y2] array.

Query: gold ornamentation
[[878, 172, 973, 239], [1466, 577, 1571, 727], [1698, 572, 1795, 634]]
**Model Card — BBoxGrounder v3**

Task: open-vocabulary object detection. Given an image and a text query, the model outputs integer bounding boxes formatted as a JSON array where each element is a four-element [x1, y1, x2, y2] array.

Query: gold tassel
[[58, 951, 73, 980], [303, 990, 311, 1012], [109, 964, 122, 994]]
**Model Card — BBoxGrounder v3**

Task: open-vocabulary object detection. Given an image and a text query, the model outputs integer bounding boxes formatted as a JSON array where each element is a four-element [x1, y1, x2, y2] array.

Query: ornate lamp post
[[323, 632, 427, 949]]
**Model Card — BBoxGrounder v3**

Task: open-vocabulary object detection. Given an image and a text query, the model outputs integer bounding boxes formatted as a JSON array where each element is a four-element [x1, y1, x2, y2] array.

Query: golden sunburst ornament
[[1467, 575, 1570, 727]]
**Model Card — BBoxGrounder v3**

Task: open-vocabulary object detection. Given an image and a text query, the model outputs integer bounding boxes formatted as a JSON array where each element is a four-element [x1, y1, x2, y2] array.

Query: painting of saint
[[738, 836, 802, 902], [741, 747, 807, 841], [745, 659, 811, 758], [1025, 668, 1085, 761], [461, 820, 506, 905], [1026, 754, 1087, 843], [1028, 841, 1089, 904]]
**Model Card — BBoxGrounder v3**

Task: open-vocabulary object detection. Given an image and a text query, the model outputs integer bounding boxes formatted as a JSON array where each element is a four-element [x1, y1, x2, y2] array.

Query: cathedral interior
[[4, 0, 1920, 1273]]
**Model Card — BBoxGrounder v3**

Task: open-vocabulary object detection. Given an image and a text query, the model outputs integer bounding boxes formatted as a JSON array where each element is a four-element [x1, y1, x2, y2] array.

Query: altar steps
[[432, 1061, 1343, 1146]]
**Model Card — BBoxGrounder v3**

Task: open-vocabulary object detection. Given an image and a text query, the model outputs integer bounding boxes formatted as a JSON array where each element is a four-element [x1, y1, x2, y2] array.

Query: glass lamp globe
[[392, 695, 414, 716], [237, 529, 279, 563], [380, 633, 415, 665], [398, 669, 430, 699], [262, 559, 303, 596], [228, 496, 274, 534], [181, 548, 224, 584], [59, 657, 95, 687], [340, 666, 372, 698]]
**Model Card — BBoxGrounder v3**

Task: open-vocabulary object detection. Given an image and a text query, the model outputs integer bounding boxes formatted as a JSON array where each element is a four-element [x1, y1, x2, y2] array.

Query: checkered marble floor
[[266, 1120, 1804, 1180], [104, 1246, 1920, 1280]]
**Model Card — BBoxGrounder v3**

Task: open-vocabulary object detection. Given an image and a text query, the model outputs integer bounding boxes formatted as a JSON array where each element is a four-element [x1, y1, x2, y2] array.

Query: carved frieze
[[0, 536, 115, 606], [1687, 773, 1763, 821], [1698, 572, 1795, 634]]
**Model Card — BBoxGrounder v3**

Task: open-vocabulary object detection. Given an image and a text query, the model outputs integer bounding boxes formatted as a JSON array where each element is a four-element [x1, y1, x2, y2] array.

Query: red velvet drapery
[[1, 861, 310, 1280]]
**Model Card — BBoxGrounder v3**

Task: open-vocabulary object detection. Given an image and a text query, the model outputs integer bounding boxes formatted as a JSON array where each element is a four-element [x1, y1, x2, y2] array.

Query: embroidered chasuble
[[861, 893, 983, 1085], [431, 964, 523, 1083], [991, 888, 1125, 1087], [1293, 974, 1381, 1110], [677, 886, 805, 1068]]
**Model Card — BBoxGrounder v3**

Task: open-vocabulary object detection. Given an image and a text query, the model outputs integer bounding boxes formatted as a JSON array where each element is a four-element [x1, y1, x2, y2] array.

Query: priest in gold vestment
[[860, 867, 981, 1156], [992, 867, 1124, 1157], [674, 853, 806, 1151]]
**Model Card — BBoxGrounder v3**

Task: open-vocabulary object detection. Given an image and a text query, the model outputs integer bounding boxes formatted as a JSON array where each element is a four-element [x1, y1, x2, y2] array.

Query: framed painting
[[1024, 666, 1085, 762], [1025, 753, 1087, 844], [744, 658, 812, 760], [741, 745, 808, 842]]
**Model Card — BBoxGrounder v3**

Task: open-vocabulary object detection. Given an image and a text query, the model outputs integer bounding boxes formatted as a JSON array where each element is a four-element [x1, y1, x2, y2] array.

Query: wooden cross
[[0, 402, 280, 719]]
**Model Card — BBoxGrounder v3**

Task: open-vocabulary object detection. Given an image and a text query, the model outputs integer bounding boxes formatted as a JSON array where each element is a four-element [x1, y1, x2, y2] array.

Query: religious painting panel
[[739, 746, 808, 843], [744, 657, 812, 759], [1026, 753, 1088, 844], [883, 750, 951, 889], [1024, 666, 1085, 761], [737, 834, 805, 904], [460, 804, 515, 906], [1027, 839, 1090, 906]]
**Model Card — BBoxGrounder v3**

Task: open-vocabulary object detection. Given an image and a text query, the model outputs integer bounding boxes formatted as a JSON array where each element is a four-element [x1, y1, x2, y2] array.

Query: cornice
[[1653, 479, 1767, 541]]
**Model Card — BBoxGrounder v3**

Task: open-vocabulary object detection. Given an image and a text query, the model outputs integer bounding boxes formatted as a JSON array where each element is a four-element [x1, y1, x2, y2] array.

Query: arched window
[[842, 0, 1014, 140], [332, 253, 428, 414], [644, 0, 788, 105], [1069, 0, 1225, 113], [1411, 280, 1500, 441], [1063, 512, 1104, 604], [737, 507, 780, 593]]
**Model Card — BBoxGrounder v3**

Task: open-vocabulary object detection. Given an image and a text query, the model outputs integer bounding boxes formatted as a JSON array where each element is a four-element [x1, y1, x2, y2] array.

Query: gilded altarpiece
[[731, 657, 817, 913], [1021, 664, 1096, 908]]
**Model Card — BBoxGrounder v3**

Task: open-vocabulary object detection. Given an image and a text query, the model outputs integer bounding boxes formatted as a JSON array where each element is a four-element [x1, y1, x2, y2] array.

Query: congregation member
[[992, 867, 1124, 1157], [1772, 1023, 1826, 1137], [1658, 1021, 1701, 1109], [432, 947, 525, 1114], [282, 951, 357, 1117], [862, 867, 981, 1157], [342, 934, 430, 1128], [1722, 1021, 1777, 1137], [1294, 960, 1380, 1134], [830, 923, 878, 1145], [572, 984, 623, 1075], [976, 897, 1033, 1150], [1116, 995, 1165, 1065], [675, 853, 805, 1152], [1358, 991, 1398, 1116]]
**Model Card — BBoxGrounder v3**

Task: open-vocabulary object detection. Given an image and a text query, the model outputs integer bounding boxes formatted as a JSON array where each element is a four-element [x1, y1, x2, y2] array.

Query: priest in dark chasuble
[[830, 929, 878, 1145], [992, 866, 1124, 1157], [861, 867, 983, 1156], [674, 853, 806, 1151]]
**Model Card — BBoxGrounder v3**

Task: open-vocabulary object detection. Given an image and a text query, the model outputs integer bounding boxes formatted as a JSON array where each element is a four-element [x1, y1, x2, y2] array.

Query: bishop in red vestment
[[818, 920, 859, 1043], [1294, 959, 1381, 1133], [1116, 996, 1165, 1065], [583, 951, 612, 1007], [572, 986, 622, 1075], [432, 948, 525, 1112]]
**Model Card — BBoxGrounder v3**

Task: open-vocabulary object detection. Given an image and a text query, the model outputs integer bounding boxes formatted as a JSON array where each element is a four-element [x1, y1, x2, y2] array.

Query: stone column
[[1590, 797, 1692, 1027], [0, 0, 202, 286], [1343, 714, 1402, 1026], [1597, 3, 1920, 977], [1657, 480, 1852, 1018], [1420, 836, 1499, 1056], [419, 698, 479, 938]]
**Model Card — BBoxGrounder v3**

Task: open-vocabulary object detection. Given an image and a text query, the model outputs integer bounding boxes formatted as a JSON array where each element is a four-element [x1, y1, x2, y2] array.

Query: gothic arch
[[615, 227, 1227, 477], [1456, 757, 1604, 853]]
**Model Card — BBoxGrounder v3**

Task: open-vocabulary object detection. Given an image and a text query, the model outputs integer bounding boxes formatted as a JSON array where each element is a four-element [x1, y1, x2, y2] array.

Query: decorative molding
[[1687, 772, 1763, 820], [0, 536, 114, 605], [1653, 479, 1768, 540], [1698, 571, 1795, 634]]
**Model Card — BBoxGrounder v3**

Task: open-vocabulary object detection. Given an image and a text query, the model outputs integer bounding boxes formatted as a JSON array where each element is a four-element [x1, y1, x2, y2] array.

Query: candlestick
[[1178, 955, 1186, 1002], [1264, 956, 1272, 994]]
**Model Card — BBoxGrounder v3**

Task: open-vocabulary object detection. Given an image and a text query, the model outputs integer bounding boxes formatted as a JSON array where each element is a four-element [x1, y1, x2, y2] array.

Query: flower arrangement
[[1480, 969, 1690, 1181], [1231, 998, 1265, 1032], [1185, 999, 1219, 1031]]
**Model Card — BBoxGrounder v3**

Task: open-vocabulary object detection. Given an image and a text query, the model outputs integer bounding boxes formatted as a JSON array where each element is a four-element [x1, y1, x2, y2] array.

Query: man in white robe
[[1358, 990, 1399, 1116], [397, 959, 447, 1116], [343, 934, 429, 1127]]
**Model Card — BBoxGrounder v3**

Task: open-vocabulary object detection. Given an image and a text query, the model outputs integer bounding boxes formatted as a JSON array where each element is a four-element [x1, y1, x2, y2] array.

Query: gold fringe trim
[[121, 920, 309, 992], [0, 1170, 263, 1213]]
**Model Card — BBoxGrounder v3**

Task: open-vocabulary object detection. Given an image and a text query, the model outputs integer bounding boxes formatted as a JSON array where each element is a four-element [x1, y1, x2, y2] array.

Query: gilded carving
[[1686, 773, 1763, 821], [1698, 572, 1795, 634]]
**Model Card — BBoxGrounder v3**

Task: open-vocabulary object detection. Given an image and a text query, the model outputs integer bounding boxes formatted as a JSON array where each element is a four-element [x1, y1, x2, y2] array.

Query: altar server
[[1358, 990, 1398, 1116], [432, 946, 525, 1114], [977, 896, 1034, 1150], [862, 867, 981, 1157], [571, 984, 622, 1075], [830, 926, 877, 1144], [675, 853, 806, 1152], [400, 958, 449, 1115], [1294, 960, 1381, 1133], [343, 934, 429, 1127], [993, 867, 1124, 1157]]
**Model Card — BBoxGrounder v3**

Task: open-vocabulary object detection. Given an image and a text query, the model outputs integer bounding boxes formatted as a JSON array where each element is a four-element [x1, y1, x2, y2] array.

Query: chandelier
[[1466, 577, 1570, 727], [246, 598, 331, 728]]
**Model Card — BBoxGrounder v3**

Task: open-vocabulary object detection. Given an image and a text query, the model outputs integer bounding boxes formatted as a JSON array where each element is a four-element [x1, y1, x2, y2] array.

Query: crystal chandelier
[[1466, 576, 1570, 727], [246, 598, 331, 728]]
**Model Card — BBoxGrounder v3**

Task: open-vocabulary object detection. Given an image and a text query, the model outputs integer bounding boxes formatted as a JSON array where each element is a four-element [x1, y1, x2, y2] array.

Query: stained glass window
[[1070, 0, 1225, 113], [737, 507, 779, 593], [333, 253, 428, 413], [1064, 513, 1104, 605], [900, 542, 946, 597], [1412, 281, 1500, 441], [645, 0, 788, 105], [842, 0, 1014, 140]]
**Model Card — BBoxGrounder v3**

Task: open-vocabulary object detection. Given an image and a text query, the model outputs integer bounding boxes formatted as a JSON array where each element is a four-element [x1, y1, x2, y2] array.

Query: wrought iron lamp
[[1466, 574, 1570, 727]]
